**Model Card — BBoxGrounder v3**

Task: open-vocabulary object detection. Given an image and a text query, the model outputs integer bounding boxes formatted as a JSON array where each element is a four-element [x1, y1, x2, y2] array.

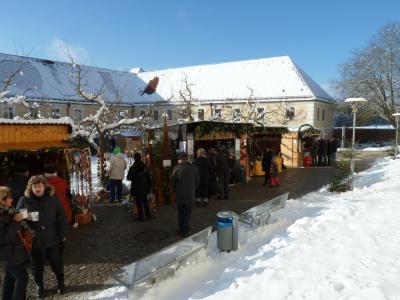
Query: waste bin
[[216, 211, 239, 251]]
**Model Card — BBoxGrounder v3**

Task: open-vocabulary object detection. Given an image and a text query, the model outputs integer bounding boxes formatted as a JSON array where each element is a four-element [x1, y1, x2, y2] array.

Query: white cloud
[[46, 37, 91, 64]]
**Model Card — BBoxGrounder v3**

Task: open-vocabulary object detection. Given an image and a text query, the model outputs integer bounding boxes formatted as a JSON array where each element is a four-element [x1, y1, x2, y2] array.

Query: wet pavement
[[0, 152, 385, 299]]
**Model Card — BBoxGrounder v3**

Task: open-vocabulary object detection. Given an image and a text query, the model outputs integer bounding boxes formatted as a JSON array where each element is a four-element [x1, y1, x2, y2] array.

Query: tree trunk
[[99, 133, 107, 187]]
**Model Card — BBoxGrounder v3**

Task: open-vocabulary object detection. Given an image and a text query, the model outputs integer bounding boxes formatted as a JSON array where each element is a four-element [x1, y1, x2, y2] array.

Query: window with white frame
[[317, 107, 320, 121], [286, 107, 295, 121], [154, 110, 159, 121], [3, 104, 15, 119], [28, 106, 39, 119], [197, 109, 204, 120], [257, 107, 265, 120], [73, 108, 83, 121], [214, 108, 222, 118], [167, 109, 173, 120], [233, 108, 241, 120], [51, 107, 61, 119]]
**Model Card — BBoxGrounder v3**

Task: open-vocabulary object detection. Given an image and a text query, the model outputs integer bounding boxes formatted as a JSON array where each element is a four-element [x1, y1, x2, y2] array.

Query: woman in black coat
[[0, 186, 30, 300], [194, 148, 212, 207], [127, 153, 153, 221], [17, 175, 67, 298]]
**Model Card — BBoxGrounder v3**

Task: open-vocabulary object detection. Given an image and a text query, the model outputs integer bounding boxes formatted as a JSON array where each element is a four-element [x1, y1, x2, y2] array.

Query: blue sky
[[1, 0, 399, 94]]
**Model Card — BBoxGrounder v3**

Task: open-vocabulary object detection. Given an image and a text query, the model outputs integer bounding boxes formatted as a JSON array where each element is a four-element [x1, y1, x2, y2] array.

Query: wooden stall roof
[[0, 118, 73, 152]]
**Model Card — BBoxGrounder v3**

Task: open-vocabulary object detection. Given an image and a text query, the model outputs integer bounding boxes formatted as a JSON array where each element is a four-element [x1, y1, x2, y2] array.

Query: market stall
[[0, 118, 95, 227]]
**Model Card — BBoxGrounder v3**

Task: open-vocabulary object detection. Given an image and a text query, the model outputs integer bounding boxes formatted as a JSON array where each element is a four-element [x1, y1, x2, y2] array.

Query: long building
[[0, 53, 335, 166]]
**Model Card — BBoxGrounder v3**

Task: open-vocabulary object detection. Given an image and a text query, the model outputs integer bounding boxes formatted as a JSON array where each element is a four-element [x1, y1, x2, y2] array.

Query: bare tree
[[177, 74, 197, 121], [336, 22, 400, 126], [68, 57, 150, 186]]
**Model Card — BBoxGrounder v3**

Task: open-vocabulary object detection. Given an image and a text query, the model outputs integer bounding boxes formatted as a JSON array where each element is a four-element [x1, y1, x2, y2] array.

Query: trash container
[[216, 211, 239, 251]]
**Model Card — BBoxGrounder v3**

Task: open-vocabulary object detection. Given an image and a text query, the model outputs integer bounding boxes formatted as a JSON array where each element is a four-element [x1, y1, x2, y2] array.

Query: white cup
[[31, 212, 39, 221], [20, 209, 28, 219]]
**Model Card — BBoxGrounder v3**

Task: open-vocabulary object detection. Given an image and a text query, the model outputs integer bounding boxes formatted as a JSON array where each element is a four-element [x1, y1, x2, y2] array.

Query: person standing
[[269, 154, 280, 187], [215, 146, 230, 200], [330, 138, 339, 165], [262, 148, 273, 186], [127, 153, 153, 221], [193, 148, 212, 207], [172, 153, 199, 237], [108, 147, 127, 203], [0, 186, 30, 300], [17, 175, 68, 298], [44, 164, 73, 224], [311, 140, 319, 167]]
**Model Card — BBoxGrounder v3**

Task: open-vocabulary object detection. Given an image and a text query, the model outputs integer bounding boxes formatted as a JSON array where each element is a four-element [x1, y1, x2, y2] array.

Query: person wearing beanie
[[108, 147, 127, 202], [43, 165, 73, 224], [0, 186, 30, 300]]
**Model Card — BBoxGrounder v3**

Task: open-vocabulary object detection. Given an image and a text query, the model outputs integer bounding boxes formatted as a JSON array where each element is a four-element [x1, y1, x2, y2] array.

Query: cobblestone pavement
[[0, 154, 383, 299]]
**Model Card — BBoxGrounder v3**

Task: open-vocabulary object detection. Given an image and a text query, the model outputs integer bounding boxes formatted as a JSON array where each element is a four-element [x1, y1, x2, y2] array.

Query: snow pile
[[88, 156, 400, 300]]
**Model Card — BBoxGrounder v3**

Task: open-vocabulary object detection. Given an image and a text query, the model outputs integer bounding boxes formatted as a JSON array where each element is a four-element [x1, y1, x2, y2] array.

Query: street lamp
[[392, 112, 400, 158], [344, 97, 368, 190]]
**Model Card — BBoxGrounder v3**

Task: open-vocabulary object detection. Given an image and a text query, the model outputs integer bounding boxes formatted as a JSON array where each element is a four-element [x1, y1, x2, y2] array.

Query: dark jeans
[[177, 203, 192, 235], [2, 263, 28, 300], [217, 173, 229, 199], [135, 195, 151, 219], [31, 244, 64, 288], [109, 179, 122, 202], [196, 182, 209, 201]]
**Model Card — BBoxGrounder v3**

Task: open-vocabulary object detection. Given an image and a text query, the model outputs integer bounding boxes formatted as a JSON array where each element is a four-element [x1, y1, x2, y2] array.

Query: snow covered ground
[[87, 155, 400, 300]]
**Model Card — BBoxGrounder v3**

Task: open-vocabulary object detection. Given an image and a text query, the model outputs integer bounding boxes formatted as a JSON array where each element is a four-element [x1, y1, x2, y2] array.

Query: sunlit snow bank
[[87, 156, 400, 300]]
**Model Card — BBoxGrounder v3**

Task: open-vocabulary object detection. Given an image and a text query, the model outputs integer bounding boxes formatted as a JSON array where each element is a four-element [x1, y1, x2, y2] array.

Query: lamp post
[[344, 97, 368, 190], [392, 112, 400, 158]]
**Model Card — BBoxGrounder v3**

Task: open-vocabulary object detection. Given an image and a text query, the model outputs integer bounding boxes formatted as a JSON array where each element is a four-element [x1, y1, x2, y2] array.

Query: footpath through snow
[[88, 156, 400, 300]]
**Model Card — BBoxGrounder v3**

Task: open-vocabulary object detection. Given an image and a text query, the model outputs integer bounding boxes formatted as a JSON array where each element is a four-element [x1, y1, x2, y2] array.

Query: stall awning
[[0, 141, 70, 152]]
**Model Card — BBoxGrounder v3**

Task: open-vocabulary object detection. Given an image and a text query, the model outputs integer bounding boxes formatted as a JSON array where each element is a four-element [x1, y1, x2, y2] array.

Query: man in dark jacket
[[193, 148, 212, 207], [127, 152, 153, 221], [261, 148, 273, 186], [215, 146, 230, 199], [172, 153, 199, 237], [0, 186, 30, 300], [17, 175, 68, 298]]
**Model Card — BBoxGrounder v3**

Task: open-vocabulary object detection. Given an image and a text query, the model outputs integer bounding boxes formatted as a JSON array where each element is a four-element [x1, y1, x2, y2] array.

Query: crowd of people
[[171, 145, 239, 237], [300, 138, 339, 167]]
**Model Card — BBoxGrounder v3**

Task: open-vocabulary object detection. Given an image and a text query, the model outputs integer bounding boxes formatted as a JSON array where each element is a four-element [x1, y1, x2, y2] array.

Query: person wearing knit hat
[[0, 186, 30, 299], [113, 146, 121, 154], [108, 147, 127, 202]]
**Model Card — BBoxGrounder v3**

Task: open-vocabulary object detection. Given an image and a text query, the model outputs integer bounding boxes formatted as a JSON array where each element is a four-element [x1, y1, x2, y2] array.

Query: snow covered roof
[[0, 53, 332, 106], [0, 53, 155, 105], [0, 117, 74, 127], [136, 56, 333, 103]]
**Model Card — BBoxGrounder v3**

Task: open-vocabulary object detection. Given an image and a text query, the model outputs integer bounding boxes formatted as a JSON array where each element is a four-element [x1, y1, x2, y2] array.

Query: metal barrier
[[112, 226, 212, 287], [239, 193, 288, 228]]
